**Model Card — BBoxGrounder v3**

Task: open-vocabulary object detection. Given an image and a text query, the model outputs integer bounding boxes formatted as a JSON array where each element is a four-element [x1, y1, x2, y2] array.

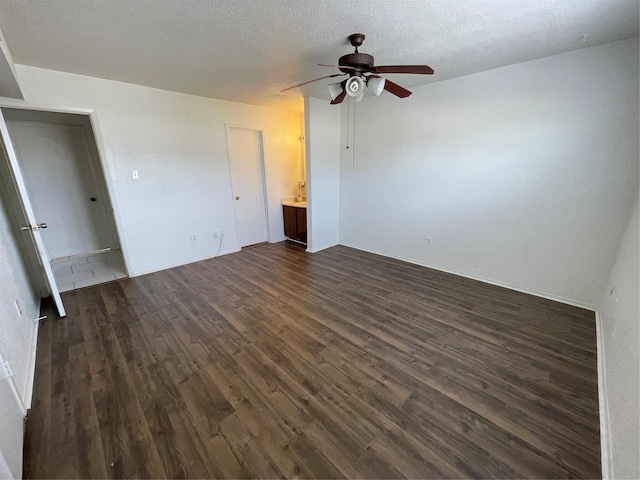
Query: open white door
[[0, 109, 66, 317]]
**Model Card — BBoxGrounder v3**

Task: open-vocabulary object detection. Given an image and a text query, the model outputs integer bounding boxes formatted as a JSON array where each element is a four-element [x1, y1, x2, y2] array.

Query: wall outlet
[[426, 237, 433, 246], [213, 232, 219, 240], [191, 234, 197, 243], [131, 170, 139, 180]]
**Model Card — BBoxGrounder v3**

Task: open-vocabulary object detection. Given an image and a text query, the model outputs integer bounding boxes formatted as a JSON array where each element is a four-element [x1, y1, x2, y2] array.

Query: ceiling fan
[[281, 33, 434, 104]]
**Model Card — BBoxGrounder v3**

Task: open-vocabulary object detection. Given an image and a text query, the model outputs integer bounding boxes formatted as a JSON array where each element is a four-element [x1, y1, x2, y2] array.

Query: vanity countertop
[[281, 197, 307, 208]]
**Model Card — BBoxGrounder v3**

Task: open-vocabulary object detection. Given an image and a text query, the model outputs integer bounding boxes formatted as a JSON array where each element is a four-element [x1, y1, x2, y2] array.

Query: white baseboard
[[306, 241, 339, 254], [595, 312, 613, 479], [339, 242, 596, 311], [130, 248, 241, 277]]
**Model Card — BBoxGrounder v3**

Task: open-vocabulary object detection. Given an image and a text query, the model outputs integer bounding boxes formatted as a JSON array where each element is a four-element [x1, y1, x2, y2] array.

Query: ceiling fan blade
[[318, 63, 359, 71], [373, 65, 434, 75], [280, 73, 345, 93], [330, 90, 347, 105], [383, 79, 412, 98]]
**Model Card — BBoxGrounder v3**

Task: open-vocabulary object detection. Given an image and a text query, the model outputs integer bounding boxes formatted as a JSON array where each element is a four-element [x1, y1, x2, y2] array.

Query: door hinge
[[0, 360, 13, 380]]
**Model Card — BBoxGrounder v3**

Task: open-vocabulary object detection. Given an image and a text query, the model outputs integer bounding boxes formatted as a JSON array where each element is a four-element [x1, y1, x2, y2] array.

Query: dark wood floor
[[24, 242, 601, 479]]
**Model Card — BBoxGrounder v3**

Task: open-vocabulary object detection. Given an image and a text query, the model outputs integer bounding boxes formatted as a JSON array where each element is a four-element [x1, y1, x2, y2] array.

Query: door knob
[[235, 196, 240, 200], [21, 223, 47, 231]]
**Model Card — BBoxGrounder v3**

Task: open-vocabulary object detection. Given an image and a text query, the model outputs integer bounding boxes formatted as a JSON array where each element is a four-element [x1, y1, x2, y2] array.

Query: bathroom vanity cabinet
[[283, 205, 307, 243]]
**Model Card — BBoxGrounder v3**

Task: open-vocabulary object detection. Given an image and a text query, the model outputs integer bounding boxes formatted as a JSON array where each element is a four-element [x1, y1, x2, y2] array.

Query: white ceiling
[[0, 0, 637, 112]]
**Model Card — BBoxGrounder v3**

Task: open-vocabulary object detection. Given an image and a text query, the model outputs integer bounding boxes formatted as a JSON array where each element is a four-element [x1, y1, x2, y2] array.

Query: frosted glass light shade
[[345, 77, 364, 97], [367, 76, 385, 96]]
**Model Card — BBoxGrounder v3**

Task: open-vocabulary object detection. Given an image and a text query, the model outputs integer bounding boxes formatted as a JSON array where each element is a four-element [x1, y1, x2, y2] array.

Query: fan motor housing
[[339, 53, 374, 73]]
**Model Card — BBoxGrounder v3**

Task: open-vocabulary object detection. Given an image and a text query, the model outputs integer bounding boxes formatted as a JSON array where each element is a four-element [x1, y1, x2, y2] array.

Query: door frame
[[224, 124, 271, 248], [0, 97, 132, 278]]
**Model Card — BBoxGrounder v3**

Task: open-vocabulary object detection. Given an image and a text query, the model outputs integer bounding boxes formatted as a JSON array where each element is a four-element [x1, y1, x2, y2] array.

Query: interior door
[[227, 127, 268, 247], [0, 109, 66, 317]]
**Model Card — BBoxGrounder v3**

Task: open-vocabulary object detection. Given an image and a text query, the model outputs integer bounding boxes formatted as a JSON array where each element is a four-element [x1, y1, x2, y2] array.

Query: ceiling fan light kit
[[282, 33, 434, 104]]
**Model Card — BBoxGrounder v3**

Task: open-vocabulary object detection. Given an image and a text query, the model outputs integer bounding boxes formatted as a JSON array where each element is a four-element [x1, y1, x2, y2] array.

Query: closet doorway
[[226, 126, 269, 248], [0, 106, 127, 315]]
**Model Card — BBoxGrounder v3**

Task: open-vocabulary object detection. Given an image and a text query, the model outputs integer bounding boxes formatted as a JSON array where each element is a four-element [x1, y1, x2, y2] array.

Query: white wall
[[339, 39, 639, 307], [304, 96, 340, 252], [0, 371, 24, 479], [0, 178, 40, 479], [0, 451, 13, 479], [14, 65, 302, 276], [599, 194, 639, 479], [0, 24, 22, 99], [0, 162, 39, 404]]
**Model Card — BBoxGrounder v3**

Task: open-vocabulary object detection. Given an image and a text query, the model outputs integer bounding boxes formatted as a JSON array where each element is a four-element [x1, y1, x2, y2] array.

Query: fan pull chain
[[346, 98, 350, 150], [352, 99, 356, 170]]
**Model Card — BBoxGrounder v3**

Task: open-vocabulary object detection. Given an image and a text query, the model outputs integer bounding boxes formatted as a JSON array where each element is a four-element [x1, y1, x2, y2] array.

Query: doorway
[[226, 126, 269, 248], [0, 106, 127, 315]]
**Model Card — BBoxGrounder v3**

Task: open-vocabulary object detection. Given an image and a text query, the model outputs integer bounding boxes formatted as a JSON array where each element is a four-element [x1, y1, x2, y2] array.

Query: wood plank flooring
[[24, 242, 601, 478]]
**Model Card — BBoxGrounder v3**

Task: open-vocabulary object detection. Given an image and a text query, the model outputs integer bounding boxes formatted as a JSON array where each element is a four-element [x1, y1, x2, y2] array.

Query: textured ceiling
[[0, 0, 637, 112]]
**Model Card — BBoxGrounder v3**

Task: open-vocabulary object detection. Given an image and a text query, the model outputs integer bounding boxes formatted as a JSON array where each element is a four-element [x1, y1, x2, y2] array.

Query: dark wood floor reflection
[[24, 242, 601, 478]]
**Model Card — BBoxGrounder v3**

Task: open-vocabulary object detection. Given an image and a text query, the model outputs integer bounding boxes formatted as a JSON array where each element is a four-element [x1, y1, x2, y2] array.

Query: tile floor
[[51, 249, 127, 292]]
